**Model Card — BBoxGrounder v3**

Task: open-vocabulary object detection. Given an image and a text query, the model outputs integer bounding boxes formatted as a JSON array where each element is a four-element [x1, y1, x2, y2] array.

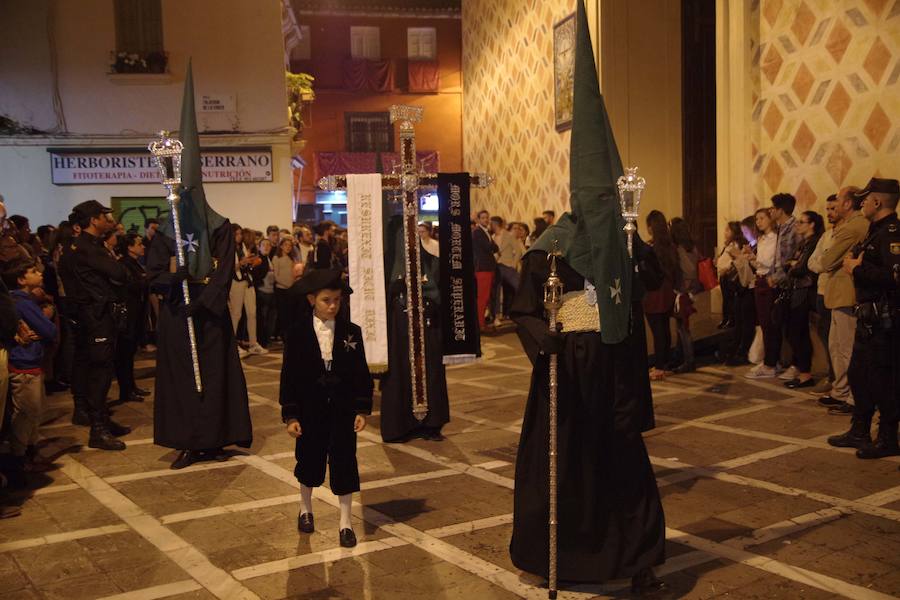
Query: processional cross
[[319, 104, 492, 421]]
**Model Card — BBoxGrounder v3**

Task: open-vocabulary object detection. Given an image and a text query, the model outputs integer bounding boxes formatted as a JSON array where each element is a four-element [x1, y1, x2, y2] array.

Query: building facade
[[0, 0, 293, 232], [290, 0, 463, 225]]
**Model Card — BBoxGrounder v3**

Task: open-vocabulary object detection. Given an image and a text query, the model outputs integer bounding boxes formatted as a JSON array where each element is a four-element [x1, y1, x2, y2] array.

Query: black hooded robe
[[508, 249, 665, 583], [147, 220, 252, 451]]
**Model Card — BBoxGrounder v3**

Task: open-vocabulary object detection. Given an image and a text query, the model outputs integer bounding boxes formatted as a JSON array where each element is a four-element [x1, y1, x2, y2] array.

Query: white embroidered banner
[[346, 174, 388, 371]]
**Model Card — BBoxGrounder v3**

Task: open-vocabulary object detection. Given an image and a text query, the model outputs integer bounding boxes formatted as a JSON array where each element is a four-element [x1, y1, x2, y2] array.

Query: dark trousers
[[492, 264, 520, 317], [55, 299, 76, 385], [785, 291, 813, 373], [754, 280, 784, 368], [275, 288, 293, 339], [733, 287, 756, 358], [256, 290, 275, 347], [76, 307, 117, 425], [114, 335, 137, 400], [814, 294, 834, 381], [849, 326, 899, 429], [720, 276, 737, 322], [646, 312, 671, 370], [294, 402, 359, 496]]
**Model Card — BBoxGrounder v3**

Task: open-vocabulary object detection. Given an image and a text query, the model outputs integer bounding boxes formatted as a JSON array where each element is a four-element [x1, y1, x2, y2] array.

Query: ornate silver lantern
[[616, 166, 646, 258]]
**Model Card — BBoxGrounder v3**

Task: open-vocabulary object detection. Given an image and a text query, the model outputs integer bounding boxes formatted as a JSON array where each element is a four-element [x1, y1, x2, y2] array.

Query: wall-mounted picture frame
[[553, 12, 576, 132]]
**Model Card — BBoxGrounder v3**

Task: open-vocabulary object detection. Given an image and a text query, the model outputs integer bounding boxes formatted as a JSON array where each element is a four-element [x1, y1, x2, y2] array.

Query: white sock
[[338, 493, 353, 530], [299, 484, 313, 515]]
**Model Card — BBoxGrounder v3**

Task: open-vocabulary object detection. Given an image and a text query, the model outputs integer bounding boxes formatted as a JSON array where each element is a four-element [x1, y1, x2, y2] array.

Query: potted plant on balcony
[[285, 71, 315, 142]]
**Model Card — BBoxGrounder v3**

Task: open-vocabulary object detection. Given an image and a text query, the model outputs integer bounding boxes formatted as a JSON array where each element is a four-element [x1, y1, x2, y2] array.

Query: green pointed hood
[[160, 60, 227, 279], [529, 0, 631, 343]]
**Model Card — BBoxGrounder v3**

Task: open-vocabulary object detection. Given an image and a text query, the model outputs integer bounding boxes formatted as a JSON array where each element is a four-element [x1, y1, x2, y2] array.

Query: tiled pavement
[[2, 332, 900, 599]]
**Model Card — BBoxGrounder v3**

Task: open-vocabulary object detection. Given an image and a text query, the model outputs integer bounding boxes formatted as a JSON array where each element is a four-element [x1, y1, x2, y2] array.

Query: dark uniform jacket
[[69, 233, 127, 308], [853, 213, 900, 304], [279, 313, 373, 424]]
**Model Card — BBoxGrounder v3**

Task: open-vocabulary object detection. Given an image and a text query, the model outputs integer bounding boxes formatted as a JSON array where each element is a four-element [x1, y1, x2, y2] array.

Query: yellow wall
[[461, 0, 683, 234], [718, 0, 900, 228]]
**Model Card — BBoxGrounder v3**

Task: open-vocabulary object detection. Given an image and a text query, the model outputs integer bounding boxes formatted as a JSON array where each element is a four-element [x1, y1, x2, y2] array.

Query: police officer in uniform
[[69, 200, 132, 450], [828, 178, 900, 459]]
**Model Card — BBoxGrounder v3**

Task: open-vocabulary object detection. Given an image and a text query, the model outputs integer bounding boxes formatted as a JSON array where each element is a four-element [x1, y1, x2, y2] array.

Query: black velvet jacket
[[279, 311, 374, 422]]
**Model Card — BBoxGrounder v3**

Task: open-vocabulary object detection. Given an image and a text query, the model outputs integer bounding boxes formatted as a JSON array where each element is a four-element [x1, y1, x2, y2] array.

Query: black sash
[[437, 173, 481, 363]]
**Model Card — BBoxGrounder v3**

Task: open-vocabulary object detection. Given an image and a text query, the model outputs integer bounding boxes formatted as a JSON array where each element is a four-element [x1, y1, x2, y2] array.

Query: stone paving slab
[[5, 332, 900, 599]]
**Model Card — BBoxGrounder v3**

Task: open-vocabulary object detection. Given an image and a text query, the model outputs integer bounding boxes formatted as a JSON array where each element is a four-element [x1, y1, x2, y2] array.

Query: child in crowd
[[279, 269, 373, 548], [2, 259, 57, 478]]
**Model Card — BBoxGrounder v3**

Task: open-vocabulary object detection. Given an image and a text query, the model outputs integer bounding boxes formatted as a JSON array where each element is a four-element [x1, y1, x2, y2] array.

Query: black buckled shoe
[[88, 427, 126, 451], [339, 528, 357, 548], [631, 567, 667, 596], [170, 450, 200, 470], [134, 386, 151, 397], [107, 419, 132, 437], [298, 512, 315, 533]]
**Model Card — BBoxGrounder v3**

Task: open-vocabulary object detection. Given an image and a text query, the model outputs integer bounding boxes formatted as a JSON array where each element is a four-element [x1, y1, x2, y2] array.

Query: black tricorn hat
[[295, 269, 352, 296], [854, 177, 900, 199]]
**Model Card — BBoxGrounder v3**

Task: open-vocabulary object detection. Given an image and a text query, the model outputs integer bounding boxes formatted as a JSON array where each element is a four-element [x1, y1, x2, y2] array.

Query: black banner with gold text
[[437, 173, 480, 363]]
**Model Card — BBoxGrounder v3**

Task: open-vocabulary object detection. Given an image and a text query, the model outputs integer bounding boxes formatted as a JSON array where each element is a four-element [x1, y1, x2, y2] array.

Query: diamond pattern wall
[[462, 0, 575, 224], [752, 0, 900, 210]]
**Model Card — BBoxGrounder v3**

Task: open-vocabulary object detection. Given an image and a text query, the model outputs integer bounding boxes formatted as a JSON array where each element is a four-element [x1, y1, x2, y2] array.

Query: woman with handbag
[[746, 209, 780, 379], [782, 211, 824, 389], [643, 210, 679, 380], [719, 221, 756, 365]]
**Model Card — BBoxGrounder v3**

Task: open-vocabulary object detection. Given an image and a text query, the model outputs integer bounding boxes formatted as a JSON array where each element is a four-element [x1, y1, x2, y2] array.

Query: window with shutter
[[407, 27, 436, 60], [350, 26, 380, 60], [114, 0, 164, 54], [345, 112, 393, 152]]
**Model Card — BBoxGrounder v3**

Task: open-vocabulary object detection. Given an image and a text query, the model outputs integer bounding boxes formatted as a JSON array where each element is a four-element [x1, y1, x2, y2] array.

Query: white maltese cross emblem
[[344, 333, 358, 351], [610, 278, 623, 305], [180, 233, 199, 253]]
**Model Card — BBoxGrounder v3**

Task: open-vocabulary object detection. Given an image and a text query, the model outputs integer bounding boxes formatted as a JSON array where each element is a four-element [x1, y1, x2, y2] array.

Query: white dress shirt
[[313, 314, 336, 364]]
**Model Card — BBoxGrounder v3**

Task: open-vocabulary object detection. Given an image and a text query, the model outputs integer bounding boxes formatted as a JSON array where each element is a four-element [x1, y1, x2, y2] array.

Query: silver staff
[[148, 131, 203, 394], [616, 166, 646, 258], [543, 242, 564, 600]]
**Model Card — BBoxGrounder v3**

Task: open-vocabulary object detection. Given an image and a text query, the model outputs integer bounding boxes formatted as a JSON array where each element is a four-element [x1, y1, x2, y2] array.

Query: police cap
[[854, 178, 900, 199], [71, 199, 113, 221]]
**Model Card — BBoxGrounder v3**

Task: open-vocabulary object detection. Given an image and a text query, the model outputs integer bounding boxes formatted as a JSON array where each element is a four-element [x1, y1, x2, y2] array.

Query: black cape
[[147, 220, 252, 450], [379, 236, 450, 442], [508, 250, 665, 582]]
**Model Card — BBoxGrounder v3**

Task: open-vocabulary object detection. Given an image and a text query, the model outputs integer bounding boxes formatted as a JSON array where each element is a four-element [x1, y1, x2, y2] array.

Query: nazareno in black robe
[[378, 237, 450, 442], [508, 245, 665, 583], [147, 219, 252, 451]]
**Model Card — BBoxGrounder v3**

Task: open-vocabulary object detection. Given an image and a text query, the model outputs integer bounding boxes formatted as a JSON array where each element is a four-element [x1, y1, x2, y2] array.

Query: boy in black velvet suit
[[279, 270, 373, 548]]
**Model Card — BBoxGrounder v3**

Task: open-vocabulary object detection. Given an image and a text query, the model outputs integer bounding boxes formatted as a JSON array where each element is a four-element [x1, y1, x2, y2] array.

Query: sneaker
[[809, 380, 833, 396], [238, 347, 249, 359], [778, 366, 799, 380], [247, 343, 269, 356], [745, 364, 777, 379]]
